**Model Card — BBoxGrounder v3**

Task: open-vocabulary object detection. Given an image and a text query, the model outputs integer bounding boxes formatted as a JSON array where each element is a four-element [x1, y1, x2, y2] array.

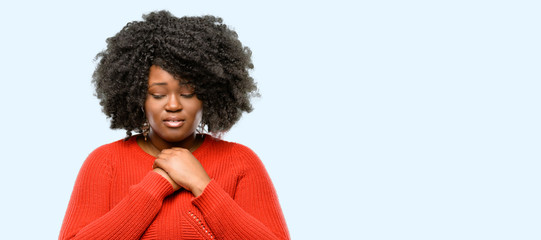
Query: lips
[[163, 117, 185, 128]]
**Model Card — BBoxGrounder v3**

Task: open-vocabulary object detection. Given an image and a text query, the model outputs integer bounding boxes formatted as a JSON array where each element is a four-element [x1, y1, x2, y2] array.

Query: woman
[[60, 10, 290, 239]]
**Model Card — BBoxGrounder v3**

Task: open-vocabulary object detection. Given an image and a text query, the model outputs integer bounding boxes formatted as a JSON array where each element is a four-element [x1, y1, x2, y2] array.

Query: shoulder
[[205, 135, 259, 160], [84, 137, 137, 167], [87, 137, 134, 158], [205, 136, 266, 173]]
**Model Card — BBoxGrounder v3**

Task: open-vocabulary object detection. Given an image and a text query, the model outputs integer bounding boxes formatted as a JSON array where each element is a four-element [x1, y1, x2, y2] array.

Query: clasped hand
[[152, 148, 211, 197]]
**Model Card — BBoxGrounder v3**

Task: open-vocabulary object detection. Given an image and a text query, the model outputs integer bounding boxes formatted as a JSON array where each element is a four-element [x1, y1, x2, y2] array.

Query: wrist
[[191, 178, 211, 197], [153, 168, 181, 191]]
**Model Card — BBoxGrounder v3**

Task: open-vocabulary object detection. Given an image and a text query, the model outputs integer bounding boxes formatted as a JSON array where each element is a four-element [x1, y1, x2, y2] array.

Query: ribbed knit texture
[[59, 135, 290, 240]]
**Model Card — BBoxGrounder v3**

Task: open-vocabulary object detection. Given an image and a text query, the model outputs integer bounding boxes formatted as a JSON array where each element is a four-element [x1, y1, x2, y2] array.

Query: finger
[[171, 147, 189, 152], [157, 151, 173, 159], [161, 148, 175, 154], [153, 158, 165, 169]]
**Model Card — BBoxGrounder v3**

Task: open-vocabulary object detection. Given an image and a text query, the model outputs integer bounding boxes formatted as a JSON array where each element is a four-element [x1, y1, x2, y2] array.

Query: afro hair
[[92, 10, 258, 138]]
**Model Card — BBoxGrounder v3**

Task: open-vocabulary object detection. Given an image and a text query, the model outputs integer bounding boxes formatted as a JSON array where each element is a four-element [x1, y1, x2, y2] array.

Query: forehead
[[148, 65, 176, 83], [148, 65, 190, 86]]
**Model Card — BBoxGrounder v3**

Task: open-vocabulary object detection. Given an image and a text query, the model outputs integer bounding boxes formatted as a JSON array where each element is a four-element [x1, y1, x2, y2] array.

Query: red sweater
[[59, 135, 290, 239]]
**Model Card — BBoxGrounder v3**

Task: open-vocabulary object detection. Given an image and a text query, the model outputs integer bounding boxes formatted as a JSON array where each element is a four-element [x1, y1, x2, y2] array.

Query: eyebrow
[[149, 82, 167, 86]]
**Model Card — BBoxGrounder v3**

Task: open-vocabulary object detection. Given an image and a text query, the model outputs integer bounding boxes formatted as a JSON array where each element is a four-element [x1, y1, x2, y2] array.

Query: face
[[145, 65, 203, 147]]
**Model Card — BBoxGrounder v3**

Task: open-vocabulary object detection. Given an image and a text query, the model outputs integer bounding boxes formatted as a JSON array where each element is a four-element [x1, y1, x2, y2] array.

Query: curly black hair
[[92, 10, 258, 138]]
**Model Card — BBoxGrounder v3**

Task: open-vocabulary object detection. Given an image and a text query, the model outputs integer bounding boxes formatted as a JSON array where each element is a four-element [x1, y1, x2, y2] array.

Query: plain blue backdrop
[[0, 0, 539, 239]]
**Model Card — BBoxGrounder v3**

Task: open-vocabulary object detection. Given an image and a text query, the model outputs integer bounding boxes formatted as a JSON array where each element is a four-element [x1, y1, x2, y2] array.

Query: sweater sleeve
[[191, 146, 290, 240], [59, 145, 174, 240]]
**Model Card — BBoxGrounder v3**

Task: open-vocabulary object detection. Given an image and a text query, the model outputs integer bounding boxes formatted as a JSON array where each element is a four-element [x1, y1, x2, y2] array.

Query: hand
[[153, 148, 211, 197], [153, 168, 181, 191]]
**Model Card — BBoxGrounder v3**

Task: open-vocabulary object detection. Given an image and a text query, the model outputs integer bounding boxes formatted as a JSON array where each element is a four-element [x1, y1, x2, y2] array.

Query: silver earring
[[196, 122, 205, 135]]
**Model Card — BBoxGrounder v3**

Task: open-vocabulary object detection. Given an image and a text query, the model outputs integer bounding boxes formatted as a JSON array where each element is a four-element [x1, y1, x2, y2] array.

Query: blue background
[[0, 0, 539, 239]]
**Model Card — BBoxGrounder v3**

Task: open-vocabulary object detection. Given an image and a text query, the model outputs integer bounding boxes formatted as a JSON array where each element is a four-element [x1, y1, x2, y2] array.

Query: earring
[[142, 121, 150, 141], [196, 122, 205, 135]]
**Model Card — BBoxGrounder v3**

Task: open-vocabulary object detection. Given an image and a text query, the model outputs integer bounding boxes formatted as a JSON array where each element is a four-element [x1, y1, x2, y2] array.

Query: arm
[[59, 145, 174, 240], [191, 146, 290, 240]]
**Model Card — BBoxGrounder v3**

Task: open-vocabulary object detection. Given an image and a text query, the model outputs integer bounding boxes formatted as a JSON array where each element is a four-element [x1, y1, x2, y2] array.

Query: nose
[[165, 94, 182, 112]]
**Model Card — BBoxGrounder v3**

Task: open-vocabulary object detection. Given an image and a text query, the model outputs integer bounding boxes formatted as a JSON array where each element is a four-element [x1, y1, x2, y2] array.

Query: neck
[[147, 132, 201, 153]]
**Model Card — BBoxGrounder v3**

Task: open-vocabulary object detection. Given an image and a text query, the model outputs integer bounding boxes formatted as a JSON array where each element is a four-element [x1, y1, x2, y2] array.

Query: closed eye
[[181, 93, 195, 98], [151, 94, 165, 99]]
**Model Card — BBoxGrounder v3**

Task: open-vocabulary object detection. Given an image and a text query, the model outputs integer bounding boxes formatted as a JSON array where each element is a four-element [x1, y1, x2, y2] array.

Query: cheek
[[186, 101, 204, 123], [194, 102, 204, 119], [195, 109, 203, 122], [144, 99, 161, 122]]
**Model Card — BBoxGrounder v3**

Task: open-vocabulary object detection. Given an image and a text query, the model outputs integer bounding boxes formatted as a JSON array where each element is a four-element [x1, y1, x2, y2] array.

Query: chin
[[160, 131, 195, 143]]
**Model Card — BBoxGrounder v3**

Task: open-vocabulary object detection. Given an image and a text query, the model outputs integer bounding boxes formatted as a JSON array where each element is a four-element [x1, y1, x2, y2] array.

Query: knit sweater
[[59, 135, 290, 240]]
